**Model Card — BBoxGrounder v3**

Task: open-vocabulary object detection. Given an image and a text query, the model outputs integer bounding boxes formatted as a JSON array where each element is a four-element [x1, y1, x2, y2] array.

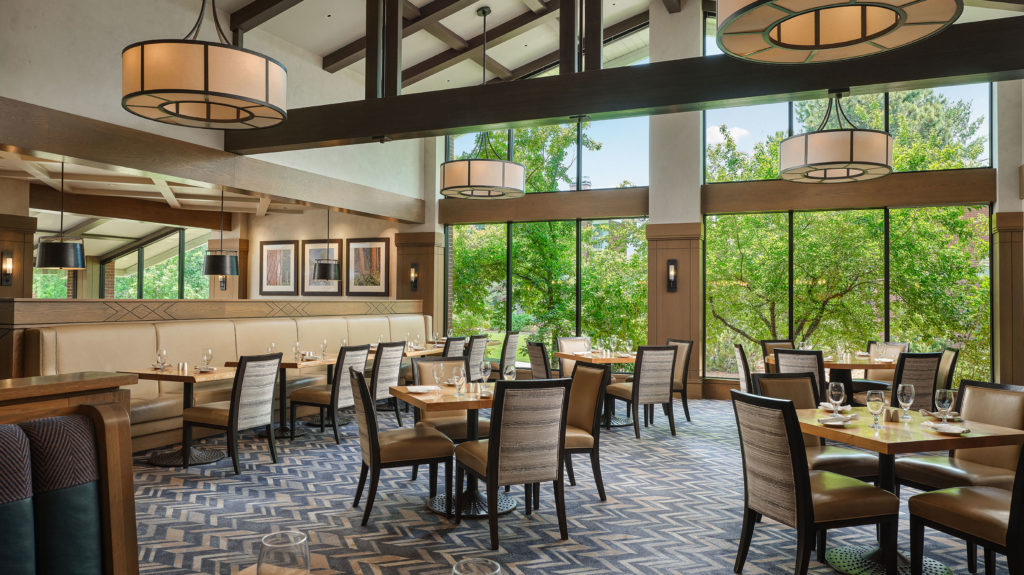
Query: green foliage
[[112, 243, 209, 300], [32, 270, 68, 299]]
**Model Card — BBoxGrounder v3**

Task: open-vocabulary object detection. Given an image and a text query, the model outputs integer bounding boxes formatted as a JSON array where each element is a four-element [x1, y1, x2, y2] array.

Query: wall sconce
[[667, 259, 678, 292], [218, 275, 228, 291], [409, 263, 419, 292], [1, 251, 13, 287]]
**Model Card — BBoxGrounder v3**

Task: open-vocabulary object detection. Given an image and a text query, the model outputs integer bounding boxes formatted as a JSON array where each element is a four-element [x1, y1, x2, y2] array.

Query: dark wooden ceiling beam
[[29, 186, 231, 231], [230, 0, 306, 32], [964, 0, 1024, 9], [663, 0, 683, 13], [226, 15, 1024, 154]]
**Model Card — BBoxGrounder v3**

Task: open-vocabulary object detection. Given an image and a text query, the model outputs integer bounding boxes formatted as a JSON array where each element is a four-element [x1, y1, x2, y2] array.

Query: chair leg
[[603, 397, 614, 429], [795, 526, 814, 575], [505, 485, 510, 492], [290, 403, 297, 441], [881, 519, 897, 575], [429, 462, 438, 498], [590, 448, 606, 501], [454, 466, 465, 525], [361, 466, 381, 526], [632, 401, 641, 439], [643, 404, 649, 427], [487, 481, 500, 550], [525, 483, 532, 516], [444, 459, 453, 519], [533, 482, 540, 510], [411, 465, 419, 481], [910, 515, 925, 575], [1005, 549, 1022, 575], [331, 409, 341, 444], [665, 402, 677, 436], [354, 462, 368, 507], [392, 398, 403, 427], [565, 454, 576, 486], [182, 423, 192, 468], [266, 424, 278, 464], [734, 507, 757, 574], [230, 430, 241, 475], [816, 529, 827, 564], [967, 542, 978, 574], [984, 548, 996, 575], [319, 407, 326, 432], [681, 390, 691, 422], [553, 478, 568, 541]]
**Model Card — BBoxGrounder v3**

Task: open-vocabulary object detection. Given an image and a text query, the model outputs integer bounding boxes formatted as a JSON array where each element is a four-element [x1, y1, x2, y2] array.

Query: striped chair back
[[774, 349, 826, 398], [412, 356, 471, 422], [230, 353, 282, 431], [557, 336, 591, 377], [489, 379, 571, 486], [865, 341, 909, 382], [892, 352, 942, 411], [751, 372, 822, 447], [370, 341, 406, 400], [499, 332, 520, 376], [760, 340, 794, 373], [527, 341, 552, 379], [633, 346, 677, 404], [735, 344, 752, 393], [442, 336, 467, 357], [465, 335, 489, 381], [349, 368, 379, 465], [332, 345, 371, 409], [666, 339, 693, 392]]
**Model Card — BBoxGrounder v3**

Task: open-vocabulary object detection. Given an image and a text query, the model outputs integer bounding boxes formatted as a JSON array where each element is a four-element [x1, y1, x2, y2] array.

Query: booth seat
[[24, 314, 433, 452]]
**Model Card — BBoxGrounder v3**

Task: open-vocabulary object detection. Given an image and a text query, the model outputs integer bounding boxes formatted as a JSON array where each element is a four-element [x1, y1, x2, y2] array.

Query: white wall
[[995, 81, 1024, 214]]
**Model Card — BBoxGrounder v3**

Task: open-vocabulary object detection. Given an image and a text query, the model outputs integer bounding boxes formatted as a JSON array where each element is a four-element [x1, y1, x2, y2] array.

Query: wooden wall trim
[[0, 214, 37, 233], [438, 187, 649, 225], [395, 232, 444, 247], [994, 211, 1024, 232], [993, 212, 1024, 385], [702, 169, 996, 214], [646, 223, 701, 240]]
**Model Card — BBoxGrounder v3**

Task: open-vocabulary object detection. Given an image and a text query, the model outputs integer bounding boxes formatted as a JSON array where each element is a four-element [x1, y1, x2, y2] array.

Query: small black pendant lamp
[[203, 187, 239, 276], [312, 208, 340, 281], [36, 162, 86, 270]]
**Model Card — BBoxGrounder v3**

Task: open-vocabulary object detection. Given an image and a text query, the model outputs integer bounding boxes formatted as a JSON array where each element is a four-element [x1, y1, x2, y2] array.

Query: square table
[[554, 351, 636, 426], [118, 366, 236, 467]]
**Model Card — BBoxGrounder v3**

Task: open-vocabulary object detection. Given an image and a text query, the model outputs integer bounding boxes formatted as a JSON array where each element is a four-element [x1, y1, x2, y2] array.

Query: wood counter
[[0, 371, 135, 423]]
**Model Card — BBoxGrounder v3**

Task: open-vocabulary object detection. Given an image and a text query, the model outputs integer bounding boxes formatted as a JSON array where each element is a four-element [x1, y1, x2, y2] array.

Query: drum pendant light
[[121, 0, 287, 129], [36, 162, 86, 270], [312, 209, 340, 281], [779, 90, 893, 184], [203, 187, 239, 276], [717, 0, 962, 64], [439, 7, 526, 199]]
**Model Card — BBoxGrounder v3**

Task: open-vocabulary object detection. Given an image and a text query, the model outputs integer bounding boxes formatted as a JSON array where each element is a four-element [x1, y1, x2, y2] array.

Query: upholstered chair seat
[[288, 386, 331, 405], [181, 401, 231, 427], [911, 487, 1011, 547], [130, 394, 183, 424], [454, 439, 489, 475], [379, 426, 455, 463], [564, 425, 595, 449], [417, 416, 491, 441], [606, 381, 632, 401], [807, 445, 880, 480], [897, 456, 1015, 491], [810, 470, 899, 523]]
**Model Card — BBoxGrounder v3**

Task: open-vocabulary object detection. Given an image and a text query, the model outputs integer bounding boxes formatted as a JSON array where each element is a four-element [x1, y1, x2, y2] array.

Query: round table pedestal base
[[606, 416, 634, 427], [148, 447, 225, 467], [427, 492, 517, 518], [826, 546, 951, 575], [303, 414, 353, 428]]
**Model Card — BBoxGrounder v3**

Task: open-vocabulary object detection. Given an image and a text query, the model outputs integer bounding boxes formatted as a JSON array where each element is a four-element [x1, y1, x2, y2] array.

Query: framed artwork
[[259, 240, 298, 296], [301, 239, 343, 296], [346, 237, 390, 297]]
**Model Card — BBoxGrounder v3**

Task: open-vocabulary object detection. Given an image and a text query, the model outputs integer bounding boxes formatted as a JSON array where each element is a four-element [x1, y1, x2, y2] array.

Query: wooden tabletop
[[390, 385, 494, 411], [119, 366, 235, 383], [797, 407, 1024, 455], [225, 356, 335, 369], [0, 372, 137, 402], [766, 355, 897, 370], [553, 351, 637, 364]]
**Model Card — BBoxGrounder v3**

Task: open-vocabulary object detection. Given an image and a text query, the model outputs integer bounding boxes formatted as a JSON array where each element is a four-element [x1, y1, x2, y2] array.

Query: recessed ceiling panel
[[260, 0, 366, 57]]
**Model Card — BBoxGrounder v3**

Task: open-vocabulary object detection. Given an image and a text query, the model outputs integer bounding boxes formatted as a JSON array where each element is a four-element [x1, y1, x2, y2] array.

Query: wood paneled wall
[[994, 212, 1024, 385], [395, 232, 444, 330], [647, 223, 702, 397]]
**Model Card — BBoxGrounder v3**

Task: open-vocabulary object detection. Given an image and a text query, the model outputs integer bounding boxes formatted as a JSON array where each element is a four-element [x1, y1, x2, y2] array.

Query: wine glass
[[897, 384, 915, 421], [158, 348, 168, 366], [503, 364, 516, 381], [866, 390, 886, 430], [480, 361, 492, 383], [827, 381, 845, 416], [321, 338, 328, 360], [268, 342, 277, 354], [257, 531, 309, 575], [452, 558, 501, 575], [201, 349, 210, 369], [447, 328, 453, 338], [431, 363, 444, 385], [455, 374, 466, 398], [935, 389, 954, 424]]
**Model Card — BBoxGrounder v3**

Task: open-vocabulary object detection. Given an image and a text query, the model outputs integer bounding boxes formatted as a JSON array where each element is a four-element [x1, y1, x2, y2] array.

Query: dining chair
[[851, 341, 909, 393], [527, 340, 552, 379], [666, 338, 694, 422], [349, 368, 455, 526], [454, 378, 572, 550], [557, 336, 591, 377], [735, 344, 753, 393], [730, 390, 898, 575], [854, 352, 942, 410], [751, 372, 878, 481], [760, 339, 793, 373], [909, 447, 1023, 575], [489, 331, 520, 380], [605, 346, 677, 439], [288, 344, 371, 443], [774, 349, 827, 399], [936, 347, 960, 390], [464, 334, 489, 381], [442, 336, 467, 357], [371, 341, 407, 427], [182, 353, 282, 475], [563, 361, 611, 501]]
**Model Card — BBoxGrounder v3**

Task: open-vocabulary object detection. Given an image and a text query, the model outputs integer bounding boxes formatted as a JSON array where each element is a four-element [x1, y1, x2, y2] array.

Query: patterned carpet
[[133, 400, 1011, 575]]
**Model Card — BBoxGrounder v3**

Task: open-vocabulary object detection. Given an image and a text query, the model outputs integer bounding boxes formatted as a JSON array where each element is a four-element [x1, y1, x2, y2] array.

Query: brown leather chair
[[909, 447, 1023, 575], [667, 338, 694, 422], [731, 390, 898, 575], [411, 356, 490, 441], [760, 339, 793, 373], [751, 373, 878, 481], [288, 345, 371, 443], [606, 346, 677, 439], [557, 336, 590, 377], [527, 340, 552, 379], [564, 361, 611, 501], [349, 368, 455, 526]]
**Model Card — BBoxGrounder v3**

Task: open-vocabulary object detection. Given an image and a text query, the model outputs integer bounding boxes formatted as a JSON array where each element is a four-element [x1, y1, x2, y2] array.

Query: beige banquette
[[23, 314, 433, 452]]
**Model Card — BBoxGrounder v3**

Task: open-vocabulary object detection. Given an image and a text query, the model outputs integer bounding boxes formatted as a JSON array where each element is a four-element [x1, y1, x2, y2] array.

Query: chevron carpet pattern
[[133, 400, 1012, 574]]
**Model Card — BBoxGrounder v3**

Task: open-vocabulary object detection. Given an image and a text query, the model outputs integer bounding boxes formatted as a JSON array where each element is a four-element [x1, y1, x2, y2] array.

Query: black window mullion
[[137, 248, 144, 299], [575, 119, 583, 191], [506, 222, 513, 333], [575, 218, 582, 337], [883, 208, 891, 342], [178, 229, 185, 299], [443, 224, 450, 334], [99, 263, 106, 299], [788, 210, 795, 341]]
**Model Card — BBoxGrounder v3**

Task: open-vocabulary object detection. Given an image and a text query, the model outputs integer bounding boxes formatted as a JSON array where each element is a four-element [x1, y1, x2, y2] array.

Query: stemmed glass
[[447, 328, 454, 338], [827, 381, 846, 416], [452, 558, 501, 575], [201, 349, 210, 370], [866, 390, 886, 430], [454, 373, 467, 398], [935, 389, 955, 424], [897, 384, 915, 421], [321, 338, 328, 360], [257, 531, 309, 575], [503, 364, 516, 381], [480, 361, 492, 383], [267, 342, 277, 354], [431, 363, 444, 386]]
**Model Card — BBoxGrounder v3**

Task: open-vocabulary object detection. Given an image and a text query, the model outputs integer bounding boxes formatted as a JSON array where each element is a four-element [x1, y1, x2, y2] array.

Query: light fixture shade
[[717, 0, 962, 64], [779, 128, 893, 183], [312, 259, 340, 281], [122, 40, 287, 129], [36, 237, 85, 270], [440, 159, 526, 199], [203, 249, 239, 276]]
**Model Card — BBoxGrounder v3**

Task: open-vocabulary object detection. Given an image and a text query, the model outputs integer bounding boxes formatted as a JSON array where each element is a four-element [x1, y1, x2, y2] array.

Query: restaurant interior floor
[[133, 399, 1009, 574]]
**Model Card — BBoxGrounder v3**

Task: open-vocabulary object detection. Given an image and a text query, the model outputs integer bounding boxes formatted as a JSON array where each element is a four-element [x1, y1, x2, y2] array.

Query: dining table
[[118, 365, 236, 467], [796, 406, 1024, 575], [554, 350, 637, 426], [390, 384, 517, 518], [765, 354, 896, 385]]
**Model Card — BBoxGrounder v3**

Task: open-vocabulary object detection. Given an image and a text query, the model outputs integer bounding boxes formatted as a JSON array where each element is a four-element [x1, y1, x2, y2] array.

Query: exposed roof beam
[[152, 179, 181, 208], [323, 0, 477, 72], [30, 186, 230, 231], [403, 2, 557, 86], [403, 0, 421, 19], [663, 0, 683, 13], [256, 196, 272, 216], [520, 0, 547, 12], [230, 0, 306, 32], [226, 15, 1024, 153], [0, 151, 71, 193], [963, 0, 1024, 10]]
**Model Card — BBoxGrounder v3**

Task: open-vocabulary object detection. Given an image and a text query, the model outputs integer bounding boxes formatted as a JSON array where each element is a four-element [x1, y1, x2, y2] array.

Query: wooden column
[[647, 223, 702, 397], [383, 0, 403, 97], [559, 0, 578, 75], [395, 232, 444, 329], [207, 239, 249, 300], [993, 212, 1024, 385], [583, 0, 602, 72], [366, 0, 384, 100]]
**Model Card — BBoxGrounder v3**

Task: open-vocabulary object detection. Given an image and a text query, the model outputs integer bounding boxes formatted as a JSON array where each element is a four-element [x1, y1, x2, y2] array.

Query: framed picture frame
[[346, 237, 390, 297], [301, 239, 343, 296], [259, 240, 298, 296]]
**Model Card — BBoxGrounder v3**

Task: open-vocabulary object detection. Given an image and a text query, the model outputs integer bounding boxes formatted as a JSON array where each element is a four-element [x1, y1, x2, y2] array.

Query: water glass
[[480, 361, 492, 382], [452, 558, 501, 575], [866, 390, 886, 430], [455, 376, 466, 397], [321, 338, 328, 360], [827, 381, 845, 415], [432, 363, 444, 385], [201, 350, 210, 369], [268, 342, 277, 354], [292, 341, 302, 361], [935, 389, 954, 423], [503, 364, 516, 381], [257, 531, 309, 575], [897, 384, 915, 421], [158, 348, 168, 365]]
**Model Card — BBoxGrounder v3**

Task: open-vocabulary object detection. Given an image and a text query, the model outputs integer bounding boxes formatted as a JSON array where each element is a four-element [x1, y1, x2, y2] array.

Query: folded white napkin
[[919, 409, 961, 420], [822, 356, 834, 362], [921, 420, 970, 434], [818, 403, 852, 412], [405, 385, 440, 393], [856, 351, 871, 357], [875, 357, 895, 363], [817, 413, 859, 424]]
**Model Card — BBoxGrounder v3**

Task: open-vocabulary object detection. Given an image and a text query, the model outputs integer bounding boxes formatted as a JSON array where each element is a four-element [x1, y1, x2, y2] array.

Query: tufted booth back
[[154, 320, 237, 394], [33, 323, 160, 398], [295, 316, 350, 352], [347, 316, 392, 345]]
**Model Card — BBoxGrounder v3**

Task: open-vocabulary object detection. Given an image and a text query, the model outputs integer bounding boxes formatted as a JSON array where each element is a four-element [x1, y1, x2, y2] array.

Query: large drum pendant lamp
[[779, 91, 893, 184], [717, 0, 962, 64], [439, 7, 526, 200], [121, 0, 286, 129], [311, 209, 340, 281], [36, 163, 86, 270], [203, 188, 239, 277]]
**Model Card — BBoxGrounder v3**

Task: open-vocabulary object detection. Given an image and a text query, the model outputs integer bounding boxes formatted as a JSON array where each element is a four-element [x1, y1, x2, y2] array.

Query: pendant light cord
[[184, 0, 230, 44], [59, 162, 65, 239], [481, 11, 488, 86], [219, 186, 225, 251]]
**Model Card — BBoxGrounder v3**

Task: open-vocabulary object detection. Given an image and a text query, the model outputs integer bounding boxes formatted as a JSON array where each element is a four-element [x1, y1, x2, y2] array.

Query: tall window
[[581, 219, 649, 352], [32, 269, 69, 299], [511, 221, 577, 360], [142, 232, 180, 299], [102, 227, 211, 299], [450, 223, 507, 356]]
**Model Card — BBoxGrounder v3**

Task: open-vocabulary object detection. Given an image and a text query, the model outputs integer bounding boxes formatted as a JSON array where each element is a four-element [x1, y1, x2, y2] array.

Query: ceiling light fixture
[[122, 0, 287, 129], [717, 0, 962, 64], [779, 90, 893, 184], [203, 187, 239, 277], [312, 209, 340, 281], [439, 6, 525, 200], [36, 162, 86, 270]]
